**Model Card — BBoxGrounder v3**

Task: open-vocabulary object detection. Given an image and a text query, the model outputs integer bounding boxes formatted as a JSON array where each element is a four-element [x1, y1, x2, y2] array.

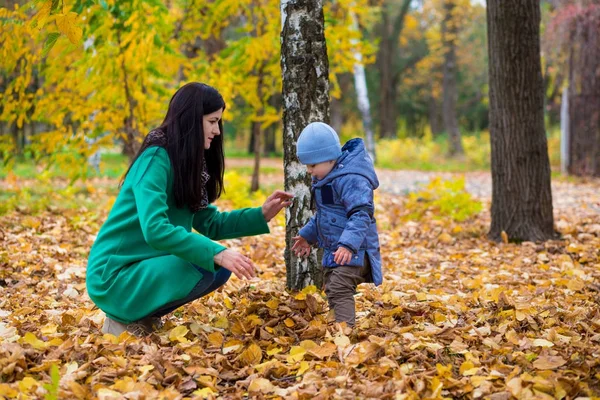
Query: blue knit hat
[[296, 122, 342, 164]]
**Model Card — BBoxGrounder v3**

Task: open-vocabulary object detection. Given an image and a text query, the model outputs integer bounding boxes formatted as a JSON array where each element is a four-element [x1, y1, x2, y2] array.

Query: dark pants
[[148, 266, 232, 318], [323, 257, 372, 326]]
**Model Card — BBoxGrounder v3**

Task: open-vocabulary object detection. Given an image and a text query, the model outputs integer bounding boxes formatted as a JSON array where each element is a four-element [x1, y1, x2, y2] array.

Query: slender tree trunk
[[117, 33, 140, 160], [264, 126, 277, 155], [442, 0, 464, 156], [264, 94, 281, 155], [330, 73, 352, 134], [251, 68, 265, 191], [561, 86, 569, 175], [330, 97, 343, 134], [351, 10, 376, 161], [429, 95, 443, 136], [378, 0, 411, 139], [567, 6, 600, 177], [281, 0, 329, 290], [379, 10, 396, 138], [11, 123, 23, 158], [250, 121, 262, 192], [248, 126, 255, 154], [487, 0, 557, 242]]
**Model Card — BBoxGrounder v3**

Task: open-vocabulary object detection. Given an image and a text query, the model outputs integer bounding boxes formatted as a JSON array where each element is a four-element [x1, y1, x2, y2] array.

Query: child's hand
[[292, 236, 311, 257], [333, 246, 353, 266]]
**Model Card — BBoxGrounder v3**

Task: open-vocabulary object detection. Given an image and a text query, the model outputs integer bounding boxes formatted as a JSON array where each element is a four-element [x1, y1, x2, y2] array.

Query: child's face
[[306, 160, 336, 180]]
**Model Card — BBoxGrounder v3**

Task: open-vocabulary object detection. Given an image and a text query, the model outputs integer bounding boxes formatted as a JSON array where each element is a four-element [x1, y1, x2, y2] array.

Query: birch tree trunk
[[351, 10, 376, 162], [281, 0, 330, 290]]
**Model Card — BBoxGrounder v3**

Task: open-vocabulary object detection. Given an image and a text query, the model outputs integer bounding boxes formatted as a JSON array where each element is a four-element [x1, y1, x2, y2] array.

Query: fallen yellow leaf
[[168, 325, 189, 343], [248, 377, 274, 394], [239, 343, 263, 366], [266, 298, 279, 309], [296, 360, 310, 376], [17, 377, 38, 393], [207, 331, 224, 347], [20, 332, 48, 350], [286, 346, 306, 363]]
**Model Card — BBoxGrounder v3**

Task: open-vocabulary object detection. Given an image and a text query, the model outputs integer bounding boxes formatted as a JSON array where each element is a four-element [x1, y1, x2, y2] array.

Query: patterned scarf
[[145, 129, 210, 212]]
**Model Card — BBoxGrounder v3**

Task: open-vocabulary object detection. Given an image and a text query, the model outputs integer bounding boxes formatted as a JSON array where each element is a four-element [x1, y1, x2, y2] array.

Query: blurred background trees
[[1, 0, 598, 181]]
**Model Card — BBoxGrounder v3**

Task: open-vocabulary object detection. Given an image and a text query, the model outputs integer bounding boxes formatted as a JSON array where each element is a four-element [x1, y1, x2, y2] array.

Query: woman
[[86, 83, 293, 336]]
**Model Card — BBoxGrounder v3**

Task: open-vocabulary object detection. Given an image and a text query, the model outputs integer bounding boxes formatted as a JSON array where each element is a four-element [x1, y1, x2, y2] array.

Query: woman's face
[[203, 108, 223, 150]]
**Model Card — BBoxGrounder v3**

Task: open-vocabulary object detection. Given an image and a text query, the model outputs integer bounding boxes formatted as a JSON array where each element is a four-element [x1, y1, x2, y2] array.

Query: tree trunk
[[351, 10, 376, 162], [442, 0, 464, 156], [281, 0, 329, 290], [377, 0, 412, 139], [330, 73, 352, 134], [487, 0, 557, 242], [248, 126, 255, 154], [263, 126, 276, 155], [330, 97, 343, 134], [429, 95, 443, 136], [560, 86, 569, 175], [11, 123, 24, 158], [251, 68, 265, 191], [378, 9, 396, 138], [567, 6, 600, 177], [250, 120, 262, 192], [121, 78, 141, 160], [118, 32, 140, 160], [264, 94, 281, 155]]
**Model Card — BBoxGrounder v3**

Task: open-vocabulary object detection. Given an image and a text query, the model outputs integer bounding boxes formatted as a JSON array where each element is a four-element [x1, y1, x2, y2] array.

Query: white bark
[[281, 0, 330, 290], [350, 11, 376, 162], [560, 85, 569, 175]]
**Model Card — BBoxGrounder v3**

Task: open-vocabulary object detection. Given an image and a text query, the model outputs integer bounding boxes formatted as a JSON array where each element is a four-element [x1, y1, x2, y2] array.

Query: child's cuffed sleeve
[[299, 215, 319, 244]]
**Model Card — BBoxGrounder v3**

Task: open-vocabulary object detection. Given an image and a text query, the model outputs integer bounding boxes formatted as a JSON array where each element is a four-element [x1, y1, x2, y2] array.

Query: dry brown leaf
[[532, 356, 567, 370]]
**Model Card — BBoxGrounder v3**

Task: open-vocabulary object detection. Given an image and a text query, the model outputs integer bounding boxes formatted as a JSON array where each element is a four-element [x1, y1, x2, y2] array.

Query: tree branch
[[392, 0, 413, 40]]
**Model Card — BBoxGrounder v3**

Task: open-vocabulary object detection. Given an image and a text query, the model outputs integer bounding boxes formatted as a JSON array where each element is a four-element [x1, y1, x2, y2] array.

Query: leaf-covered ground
[[0, 174, 599, 399]]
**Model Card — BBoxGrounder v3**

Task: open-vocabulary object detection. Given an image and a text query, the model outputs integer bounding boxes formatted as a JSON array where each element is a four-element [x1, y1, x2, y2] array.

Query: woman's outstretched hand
[[262, 190, 294, 222], [214, 249, 255, 280]]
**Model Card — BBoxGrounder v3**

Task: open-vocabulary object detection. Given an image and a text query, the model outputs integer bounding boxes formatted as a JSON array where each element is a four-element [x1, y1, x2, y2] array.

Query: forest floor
[[0, 167, 599, 399]]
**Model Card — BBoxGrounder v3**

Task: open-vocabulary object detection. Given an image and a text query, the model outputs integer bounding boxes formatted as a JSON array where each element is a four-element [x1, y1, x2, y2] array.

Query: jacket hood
[[313, 138, 379, 189]]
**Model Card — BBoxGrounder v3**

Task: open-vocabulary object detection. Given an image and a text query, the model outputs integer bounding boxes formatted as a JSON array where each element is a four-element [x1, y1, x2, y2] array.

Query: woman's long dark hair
[[123, 82, 225, 210]]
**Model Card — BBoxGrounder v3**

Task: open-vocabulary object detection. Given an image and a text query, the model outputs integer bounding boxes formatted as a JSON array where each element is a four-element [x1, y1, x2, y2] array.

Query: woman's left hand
[[262, 190, 294, 222]]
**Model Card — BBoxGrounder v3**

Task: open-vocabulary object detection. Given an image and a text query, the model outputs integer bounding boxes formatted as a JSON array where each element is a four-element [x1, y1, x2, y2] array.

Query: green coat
[[86, 146, 269, 323]]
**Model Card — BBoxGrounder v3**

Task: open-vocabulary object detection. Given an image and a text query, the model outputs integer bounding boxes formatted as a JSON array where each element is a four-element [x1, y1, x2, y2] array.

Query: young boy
[[292, 122, 382, 327]]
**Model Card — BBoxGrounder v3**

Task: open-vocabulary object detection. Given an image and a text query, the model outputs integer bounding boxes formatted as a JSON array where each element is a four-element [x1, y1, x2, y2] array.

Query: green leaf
[[51, 0, 62, 14], [42, 32, 61, 58], [0, 16, 25, 26], [43, 364, 60, 400], [153, 32, 162, 47]]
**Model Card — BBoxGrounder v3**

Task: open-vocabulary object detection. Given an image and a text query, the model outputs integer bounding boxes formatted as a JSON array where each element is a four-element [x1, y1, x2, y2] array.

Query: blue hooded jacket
[[298, 138, 383, 286]]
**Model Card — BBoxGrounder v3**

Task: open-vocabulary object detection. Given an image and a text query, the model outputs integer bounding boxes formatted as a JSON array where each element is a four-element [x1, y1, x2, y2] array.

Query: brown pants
[[323, 258, 372, 326]]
